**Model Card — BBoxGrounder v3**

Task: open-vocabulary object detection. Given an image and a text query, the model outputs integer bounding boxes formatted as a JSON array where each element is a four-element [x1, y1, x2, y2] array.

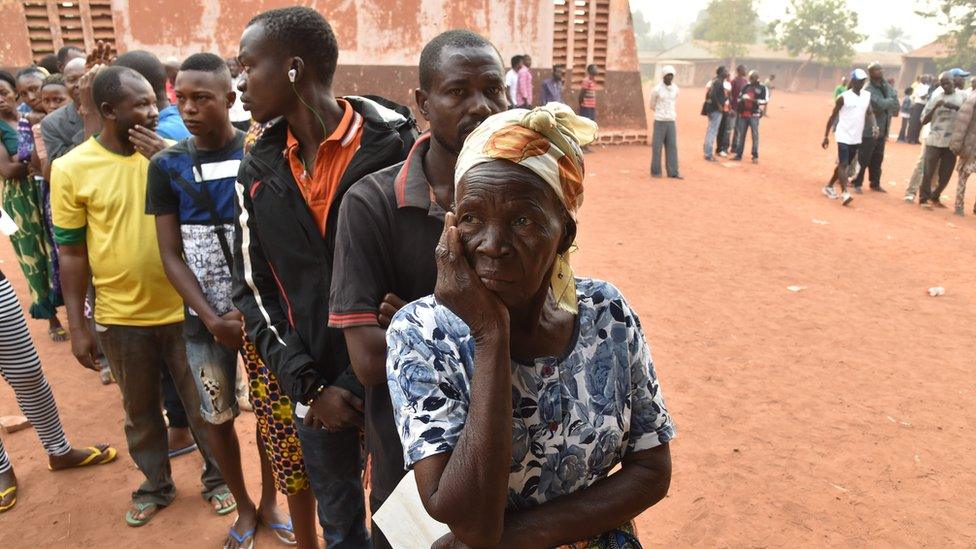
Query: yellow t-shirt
[[50, 137, 183, 326]]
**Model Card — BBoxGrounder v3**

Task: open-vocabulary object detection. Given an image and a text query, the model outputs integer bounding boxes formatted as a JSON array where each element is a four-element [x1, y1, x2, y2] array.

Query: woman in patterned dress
[[386, 105, 676, 548], [0, 70, 65, 341]]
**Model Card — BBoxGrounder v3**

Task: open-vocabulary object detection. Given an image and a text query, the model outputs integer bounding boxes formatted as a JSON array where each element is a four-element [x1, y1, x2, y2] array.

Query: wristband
[[302, 383, 327, 406]]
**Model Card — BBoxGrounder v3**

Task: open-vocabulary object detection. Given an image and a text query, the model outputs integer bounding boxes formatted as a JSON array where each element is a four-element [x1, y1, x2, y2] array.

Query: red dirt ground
[[1, 91, 974, 547]]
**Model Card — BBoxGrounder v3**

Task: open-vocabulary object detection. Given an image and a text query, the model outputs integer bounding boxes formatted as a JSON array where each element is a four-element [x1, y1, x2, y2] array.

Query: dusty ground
[[1, 91, 974, 547]]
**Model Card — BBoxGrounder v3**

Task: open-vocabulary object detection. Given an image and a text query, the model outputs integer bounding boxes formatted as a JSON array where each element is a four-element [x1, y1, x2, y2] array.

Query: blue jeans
[[735, 116, 760, 159], [295, 417, 370, 548], [703, 111, 723, 158], [185, 334, 240, 425]]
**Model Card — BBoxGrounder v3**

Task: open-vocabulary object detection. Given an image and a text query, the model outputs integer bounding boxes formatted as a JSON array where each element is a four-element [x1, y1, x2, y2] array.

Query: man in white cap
[[821, 68, 877, 206], [649, 65, 681, 178]]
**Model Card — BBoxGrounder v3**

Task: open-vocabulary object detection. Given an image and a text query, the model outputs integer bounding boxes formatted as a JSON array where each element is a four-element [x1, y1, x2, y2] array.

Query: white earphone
[[288, 68, 297, 83]]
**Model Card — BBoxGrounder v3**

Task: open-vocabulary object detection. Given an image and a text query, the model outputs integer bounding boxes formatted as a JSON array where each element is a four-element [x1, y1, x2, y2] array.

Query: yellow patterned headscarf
[[454, 102, 598, 314]]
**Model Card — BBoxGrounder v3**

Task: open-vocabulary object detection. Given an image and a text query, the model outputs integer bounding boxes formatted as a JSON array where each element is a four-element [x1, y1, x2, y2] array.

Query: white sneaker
[[822, 185, 838, 199], [903, 194, 915, 203], [842, 192, 853, 206], [719, 151, 728, 157]]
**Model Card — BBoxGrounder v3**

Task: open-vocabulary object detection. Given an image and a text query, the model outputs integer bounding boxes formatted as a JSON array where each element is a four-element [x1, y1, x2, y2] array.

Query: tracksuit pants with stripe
[[0, 277, 71, 474]]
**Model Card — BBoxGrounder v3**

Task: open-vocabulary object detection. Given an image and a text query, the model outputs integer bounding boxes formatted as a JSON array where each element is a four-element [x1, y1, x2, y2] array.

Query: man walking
[[733, 70, 767, 163], [919, 72, 966, 209], [541, 64, 565, 105], [51, 66, 234, 527], [649, 65, 680, 178], [821, 69, 876, 206], [329, 31, 508, 548], [703, 66, 728, 161], [851, 62, 899, 193], [233, 7, 416, 546], [949, 86, 976, 215]]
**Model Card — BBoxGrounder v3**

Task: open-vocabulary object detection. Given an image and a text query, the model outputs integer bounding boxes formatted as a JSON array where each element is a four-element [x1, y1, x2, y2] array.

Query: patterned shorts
[[560, 522, 641, 549], [240, 335, 309, 495]]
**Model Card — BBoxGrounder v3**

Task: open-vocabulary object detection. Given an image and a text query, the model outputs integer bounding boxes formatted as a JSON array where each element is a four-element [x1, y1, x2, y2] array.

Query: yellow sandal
[[0, 486, 16, 513], [48, 446, 118, 471]]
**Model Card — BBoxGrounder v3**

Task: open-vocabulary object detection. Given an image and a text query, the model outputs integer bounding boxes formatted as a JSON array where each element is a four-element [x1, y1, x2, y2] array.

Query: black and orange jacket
[[232, 96, 417, 403]]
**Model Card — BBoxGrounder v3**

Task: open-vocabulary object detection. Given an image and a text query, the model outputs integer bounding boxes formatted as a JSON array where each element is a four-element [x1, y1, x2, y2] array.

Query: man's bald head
[[63, 58, 87, 106]]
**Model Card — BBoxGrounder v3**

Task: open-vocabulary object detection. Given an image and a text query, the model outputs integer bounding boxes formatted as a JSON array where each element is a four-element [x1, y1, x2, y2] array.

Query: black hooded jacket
[[232, 95, 417, 403]]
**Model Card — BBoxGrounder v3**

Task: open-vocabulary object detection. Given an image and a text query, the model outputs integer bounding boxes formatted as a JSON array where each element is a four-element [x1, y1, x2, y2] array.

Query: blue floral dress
[[386, 278, 676, 510]]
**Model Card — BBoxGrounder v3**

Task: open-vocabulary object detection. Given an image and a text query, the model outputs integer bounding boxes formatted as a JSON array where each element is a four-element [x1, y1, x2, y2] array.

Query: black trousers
[[852, 135, 886, 188], [716, 112, 730, 153], [906, 103, 925, 144], [920, 145, 958, 203]]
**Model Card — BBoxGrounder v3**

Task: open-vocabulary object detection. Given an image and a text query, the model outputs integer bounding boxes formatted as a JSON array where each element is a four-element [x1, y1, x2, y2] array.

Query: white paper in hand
[[373, 470, 451, 549], [0, 207, 19, 236]]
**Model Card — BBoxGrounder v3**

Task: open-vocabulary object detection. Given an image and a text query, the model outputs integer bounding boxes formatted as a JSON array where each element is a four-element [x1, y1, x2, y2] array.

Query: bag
[[171, 137, 240, 345]]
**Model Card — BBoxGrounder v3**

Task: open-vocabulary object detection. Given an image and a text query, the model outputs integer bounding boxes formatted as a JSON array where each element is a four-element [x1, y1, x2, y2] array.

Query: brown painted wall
[[2, 0, 646, 133], [337, 66, 645, 131], [0, 3, 34, 68]]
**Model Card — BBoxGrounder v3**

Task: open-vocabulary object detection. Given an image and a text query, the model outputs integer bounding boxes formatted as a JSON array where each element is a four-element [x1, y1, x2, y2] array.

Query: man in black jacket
[[232, 7, 416, 547]]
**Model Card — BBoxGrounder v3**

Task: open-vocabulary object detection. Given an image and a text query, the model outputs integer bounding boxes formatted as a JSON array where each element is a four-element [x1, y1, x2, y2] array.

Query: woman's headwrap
[[454, 102, 598, 315]]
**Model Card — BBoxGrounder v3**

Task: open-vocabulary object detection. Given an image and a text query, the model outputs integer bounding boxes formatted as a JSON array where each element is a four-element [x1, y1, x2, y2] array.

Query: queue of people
[[0, 6, 674, 549]]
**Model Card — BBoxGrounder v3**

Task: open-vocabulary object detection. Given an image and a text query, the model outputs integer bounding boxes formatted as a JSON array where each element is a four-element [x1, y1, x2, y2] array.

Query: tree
[[766, 0, 865, 90], [632, 9, 653, 52], [694, 0, 760, 67], [916, 0, 976, 71], [872, 26, 913, 53]]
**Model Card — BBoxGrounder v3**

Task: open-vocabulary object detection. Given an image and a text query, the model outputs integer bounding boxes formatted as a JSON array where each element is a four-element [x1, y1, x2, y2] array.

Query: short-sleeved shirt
[[329, 132, 444, 500], [50, 137, 183, 326], [923, 90, 967, 148], [387, 278, 676, 509], [581, 76, 597, 109], [285, 98, 364, 236], [145, 131, 245, 317], [156, 105, 191, 141]]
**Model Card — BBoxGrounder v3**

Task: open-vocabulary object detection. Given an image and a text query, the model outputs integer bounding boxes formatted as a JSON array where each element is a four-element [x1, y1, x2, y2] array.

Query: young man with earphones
[[233, 7, 416, 548]]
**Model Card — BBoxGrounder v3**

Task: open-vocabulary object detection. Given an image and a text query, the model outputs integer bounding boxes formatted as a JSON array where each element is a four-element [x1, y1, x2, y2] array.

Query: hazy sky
[[630, 0, 946, 52]]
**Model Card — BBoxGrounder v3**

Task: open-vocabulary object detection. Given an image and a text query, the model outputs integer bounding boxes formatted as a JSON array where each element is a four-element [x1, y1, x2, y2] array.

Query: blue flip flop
[[263, 519, 297, 546], [228, 526, 256, 549], [167, 442, 197, 459]]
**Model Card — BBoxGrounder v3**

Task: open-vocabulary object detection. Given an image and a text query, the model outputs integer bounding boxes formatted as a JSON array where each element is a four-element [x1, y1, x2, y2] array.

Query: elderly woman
[[387, 105, 675, 548]]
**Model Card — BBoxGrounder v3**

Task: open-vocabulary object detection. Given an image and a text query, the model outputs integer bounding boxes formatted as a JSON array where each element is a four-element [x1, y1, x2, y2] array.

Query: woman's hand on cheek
[[434, 212, 509, 341]]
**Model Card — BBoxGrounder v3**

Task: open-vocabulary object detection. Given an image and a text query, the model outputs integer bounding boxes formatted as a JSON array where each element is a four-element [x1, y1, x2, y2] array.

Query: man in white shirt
[[505, 55, 523, 108], [649, 65, 681, 178], [907, 74, 931, 144], [821, 68, 877, 206]]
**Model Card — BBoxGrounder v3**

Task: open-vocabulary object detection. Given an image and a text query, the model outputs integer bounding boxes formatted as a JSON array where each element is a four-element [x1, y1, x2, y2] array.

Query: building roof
[[903, 39, 954, 60], [651, 40, 901, 67]]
